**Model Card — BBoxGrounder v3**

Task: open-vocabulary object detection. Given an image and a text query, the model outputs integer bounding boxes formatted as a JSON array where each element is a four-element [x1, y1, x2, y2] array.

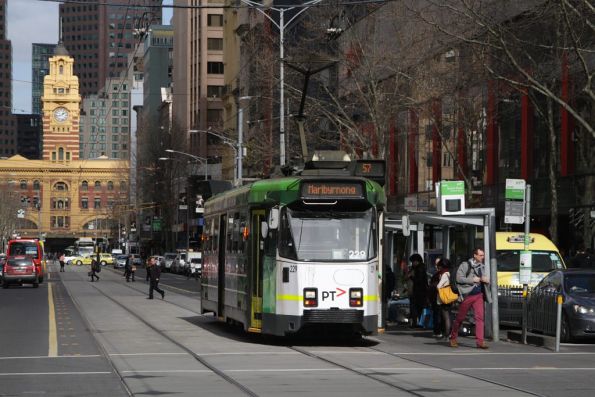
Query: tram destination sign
[[301, 181, 364, 199]]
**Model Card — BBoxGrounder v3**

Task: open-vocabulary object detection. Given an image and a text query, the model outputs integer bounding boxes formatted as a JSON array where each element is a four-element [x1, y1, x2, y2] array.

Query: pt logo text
[[321, 288, 346, 301]]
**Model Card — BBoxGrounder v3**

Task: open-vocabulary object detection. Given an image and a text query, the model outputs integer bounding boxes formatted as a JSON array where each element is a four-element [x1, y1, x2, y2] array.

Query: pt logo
[[321, 288, 346, 301]]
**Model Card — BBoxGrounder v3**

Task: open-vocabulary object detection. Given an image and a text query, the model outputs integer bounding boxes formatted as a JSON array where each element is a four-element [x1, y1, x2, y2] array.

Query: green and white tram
[[201, 172, 386, 336]]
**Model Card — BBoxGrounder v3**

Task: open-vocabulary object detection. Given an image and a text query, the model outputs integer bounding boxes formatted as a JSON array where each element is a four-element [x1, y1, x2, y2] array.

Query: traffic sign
[[17, 209, 25, 218]]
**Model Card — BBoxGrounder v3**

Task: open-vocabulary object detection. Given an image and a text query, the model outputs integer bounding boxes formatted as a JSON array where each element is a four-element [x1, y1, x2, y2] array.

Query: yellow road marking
[[48, 283, 58, 357]]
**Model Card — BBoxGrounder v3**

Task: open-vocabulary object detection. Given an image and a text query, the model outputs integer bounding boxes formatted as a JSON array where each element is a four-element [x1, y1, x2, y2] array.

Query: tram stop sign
[[505, 179, 526, 224], [519, 250, 533, 285]]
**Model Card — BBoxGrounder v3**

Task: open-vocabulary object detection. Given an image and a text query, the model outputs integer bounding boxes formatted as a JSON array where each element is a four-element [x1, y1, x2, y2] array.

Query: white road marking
[[197, 351, 300, 356], [453, 367, 595, 371], [109, 352, 187, 356], [0, 371, 112, 376], [390, 352, 595, 355]]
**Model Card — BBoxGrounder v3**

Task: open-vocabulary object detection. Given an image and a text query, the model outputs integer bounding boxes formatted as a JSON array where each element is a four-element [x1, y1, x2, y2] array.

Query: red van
[[6, 239, 45, 284]]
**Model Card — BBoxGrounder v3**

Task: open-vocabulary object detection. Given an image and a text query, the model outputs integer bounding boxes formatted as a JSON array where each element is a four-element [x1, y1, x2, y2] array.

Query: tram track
[[59, 264, 259, 397]]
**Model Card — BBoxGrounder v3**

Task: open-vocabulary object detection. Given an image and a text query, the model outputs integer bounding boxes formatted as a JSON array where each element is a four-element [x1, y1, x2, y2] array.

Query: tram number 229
[[289, 265, 297, 272], [349, 250, 366, 259]]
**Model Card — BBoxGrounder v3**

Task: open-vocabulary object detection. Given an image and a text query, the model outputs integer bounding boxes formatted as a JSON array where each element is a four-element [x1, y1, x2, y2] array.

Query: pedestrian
[[89, 257, 100, 282], [449, 248, 491, 349], [428, 257, 444, 337], [436, 258, 454, 339], [147, 256, 165, 299], [124, 255, 132, 282], [59, 252, 65, 272], [145, 257, 151, 282], [405, 253, 428, 328], [385, 266, 396, 301]]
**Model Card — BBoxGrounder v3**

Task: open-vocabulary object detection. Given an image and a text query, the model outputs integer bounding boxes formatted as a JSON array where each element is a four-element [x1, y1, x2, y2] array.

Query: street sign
[[519, 250, 533, 285], [437, 180, 465, 215], [505, 179, 526, 224], [17, 209, 25, 218]]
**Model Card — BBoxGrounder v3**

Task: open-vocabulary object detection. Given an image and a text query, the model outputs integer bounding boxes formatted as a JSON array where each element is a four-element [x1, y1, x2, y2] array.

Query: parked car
[[172, 252, 188, 274], [130, 254, 143, 267], [187, 252, 202, 277], [98, 253, 114, 266], [114, 255, 128, 269], [151, 255, 165, 269], [531, 268, 595, 342], [163, 252, 177, 272], [0, 254, 6, 280], [2, 255, 39, 288]]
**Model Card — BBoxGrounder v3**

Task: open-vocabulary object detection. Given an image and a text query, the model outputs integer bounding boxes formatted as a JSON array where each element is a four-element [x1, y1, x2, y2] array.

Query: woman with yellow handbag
[[436, 258, 457, 339]]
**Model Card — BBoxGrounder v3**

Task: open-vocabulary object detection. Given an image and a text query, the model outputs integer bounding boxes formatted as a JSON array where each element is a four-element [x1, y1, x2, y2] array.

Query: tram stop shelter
[[383, 208, 500, 341]]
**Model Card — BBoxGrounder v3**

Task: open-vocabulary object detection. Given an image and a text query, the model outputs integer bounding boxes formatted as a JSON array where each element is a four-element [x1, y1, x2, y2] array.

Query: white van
[[187, 252, 202, 277], [164, 252, 177, 272]]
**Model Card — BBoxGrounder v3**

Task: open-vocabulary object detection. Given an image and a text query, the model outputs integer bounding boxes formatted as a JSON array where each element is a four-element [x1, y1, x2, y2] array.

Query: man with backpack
[[449, 248, 491, 349]]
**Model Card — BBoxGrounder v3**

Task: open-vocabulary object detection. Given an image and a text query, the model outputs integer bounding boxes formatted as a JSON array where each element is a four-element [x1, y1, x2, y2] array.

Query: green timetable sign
[[505, 179, 526, 200], [440, 181, 465, 196], [505, 179, 526, 224]]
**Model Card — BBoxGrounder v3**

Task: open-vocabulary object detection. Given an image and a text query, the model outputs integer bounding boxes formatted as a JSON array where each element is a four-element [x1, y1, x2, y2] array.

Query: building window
[[81, 197, 88, 209], [207, 109, 223, 122], [207, 85, 224, 97], [120, 181, 127, 191], [53, 182, 68, 191], [81, 180, 88, 191], [207, 38, 223, 51], [33, 180, 40, 190], [20, 180, 27, 190], [207, 62, 224, 74], [207, 14, 223, 26], [107, 181, 114, 190], [94, 181, 101, 189], [94, 197, 101, 209]]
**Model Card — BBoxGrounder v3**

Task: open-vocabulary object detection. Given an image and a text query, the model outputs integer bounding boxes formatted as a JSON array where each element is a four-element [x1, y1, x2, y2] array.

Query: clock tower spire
[[41, 42, 81, 161]]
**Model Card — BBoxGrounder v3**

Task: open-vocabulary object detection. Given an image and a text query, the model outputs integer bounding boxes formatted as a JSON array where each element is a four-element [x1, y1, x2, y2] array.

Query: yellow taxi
[[496, 232, 566, 288], [98, 253, 114, 266], [71, 255, 93, 266]]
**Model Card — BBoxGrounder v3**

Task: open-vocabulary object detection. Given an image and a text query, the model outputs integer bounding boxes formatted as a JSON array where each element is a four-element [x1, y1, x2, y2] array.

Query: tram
[[201, 160, 386, 336]]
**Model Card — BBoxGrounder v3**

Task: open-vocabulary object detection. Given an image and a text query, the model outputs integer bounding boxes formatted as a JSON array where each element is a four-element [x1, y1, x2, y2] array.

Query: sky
[[7, 0, 173, 115]]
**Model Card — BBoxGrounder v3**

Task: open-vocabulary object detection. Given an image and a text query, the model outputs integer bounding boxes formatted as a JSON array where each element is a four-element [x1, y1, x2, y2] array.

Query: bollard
[[521, 284, 528, 344], [555, 294, 563, 352]]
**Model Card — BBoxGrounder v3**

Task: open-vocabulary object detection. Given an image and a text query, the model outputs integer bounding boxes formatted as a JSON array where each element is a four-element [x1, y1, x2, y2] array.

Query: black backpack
[[450, 260, 472, 294]]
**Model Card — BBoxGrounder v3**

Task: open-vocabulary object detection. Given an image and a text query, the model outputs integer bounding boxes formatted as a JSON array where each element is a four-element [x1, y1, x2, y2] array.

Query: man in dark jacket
[[147, 257, 165, 299]]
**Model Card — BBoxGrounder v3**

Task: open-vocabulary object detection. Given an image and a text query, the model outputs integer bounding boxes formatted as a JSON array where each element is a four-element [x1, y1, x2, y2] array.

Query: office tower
[[32, 44, 57, 116], [59, 0, 162, 97], [0, 0, 15, 157]]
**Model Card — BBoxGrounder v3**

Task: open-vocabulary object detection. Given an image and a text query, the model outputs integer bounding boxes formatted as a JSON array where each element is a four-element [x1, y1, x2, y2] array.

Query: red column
[[521, 91, 533, 180], [389, 120, 396, 195], [408, 109, 418, 193], [560, 52, 574, 176], [486, 81, 498, 185], [432, 99, 442, 187]]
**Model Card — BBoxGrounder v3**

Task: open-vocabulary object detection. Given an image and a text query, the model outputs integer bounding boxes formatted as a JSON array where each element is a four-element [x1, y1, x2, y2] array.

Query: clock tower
[[41, 42, 81, 161]]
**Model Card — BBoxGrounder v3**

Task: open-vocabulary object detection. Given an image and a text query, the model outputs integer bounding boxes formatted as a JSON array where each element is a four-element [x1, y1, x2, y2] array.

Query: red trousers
[[450, 293, 484, 345]]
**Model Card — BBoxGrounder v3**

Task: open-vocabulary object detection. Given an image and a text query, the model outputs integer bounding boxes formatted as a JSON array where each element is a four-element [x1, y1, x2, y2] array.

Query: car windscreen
[[165, 254, 177, 260], [565, 274, 595, 294], [9, 242, 39, 259], [497, 250, 564, 272]]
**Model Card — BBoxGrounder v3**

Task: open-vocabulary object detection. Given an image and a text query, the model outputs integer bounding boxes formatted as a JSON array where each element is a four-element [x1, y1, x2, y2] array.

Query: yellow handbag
[[438, 286, 458, 304]]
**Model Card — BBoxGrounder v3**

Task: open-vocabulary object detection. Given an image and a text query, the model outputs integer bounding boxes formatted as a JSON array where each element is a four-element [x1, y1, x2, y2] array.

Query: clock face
[[53, 107, 69, 122]]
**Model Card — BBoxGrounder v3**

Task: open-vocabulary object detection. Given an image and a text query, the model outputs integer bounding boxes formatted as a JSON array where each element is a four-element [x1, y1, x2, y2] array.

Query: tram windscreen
[[279, 208, 376, 261]]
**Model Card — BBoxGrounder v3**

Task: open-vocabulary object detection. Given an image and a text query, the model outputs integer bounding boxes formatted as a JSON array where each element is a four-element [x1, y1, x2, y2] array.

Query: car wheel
[[77, 261, 83, 266], [2, 280, 8, 288], [38, 276, 43, 284], [561, 313, 573, 343], [33, 281, 39, 288], [101, 261, 107, 266]]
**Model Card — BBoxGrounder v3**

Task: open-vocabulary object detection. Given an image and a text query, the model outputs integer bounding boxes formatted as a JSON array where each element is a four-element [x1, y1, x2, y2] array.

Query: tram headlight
[[349, 288, 363, 307], [303, 288, 318, 307]]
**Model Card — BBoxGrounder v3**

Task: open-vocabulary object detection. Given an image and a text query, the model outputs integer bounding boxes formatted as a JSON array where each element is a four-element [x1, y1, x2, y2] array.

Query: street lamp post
[[163, 149, 208, 181], [189, 129, 239, 185], [237, 0, 322, 167]]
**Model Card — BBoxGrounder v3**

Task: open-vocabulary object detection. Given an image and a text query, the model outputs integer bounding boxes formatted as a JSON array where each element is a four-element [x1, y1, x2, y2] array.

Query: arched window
[[59, 65, 64, 74], [81, 181, 88, 191], [53, 182, 68, 191], [120, 181, 127, 191], [94, 181, 101, 189], [58, 147, 64, 160], [33, 180, 40, 190], [20, 180, 27, 190], [107, 181, 114, 191]]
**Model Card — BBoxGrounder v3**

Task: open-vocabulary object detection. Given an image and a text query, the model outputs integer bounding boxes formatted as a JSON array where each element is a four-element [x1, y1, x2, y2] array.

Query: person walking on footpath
[[124, 256, 133, 282], [89, 257, 100, 282], [405, 253, 428, 328], [147, 257, 165, 299], [436, 258, 455, 339], [59, 253, 65, 272], [449, 248, 491, 349]]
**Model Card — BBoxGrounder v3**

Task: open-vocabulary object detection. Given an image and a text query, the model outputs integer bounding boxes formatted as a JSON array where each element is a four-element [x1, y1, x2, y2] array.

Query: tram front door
[[249, 210, 265, 331]]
